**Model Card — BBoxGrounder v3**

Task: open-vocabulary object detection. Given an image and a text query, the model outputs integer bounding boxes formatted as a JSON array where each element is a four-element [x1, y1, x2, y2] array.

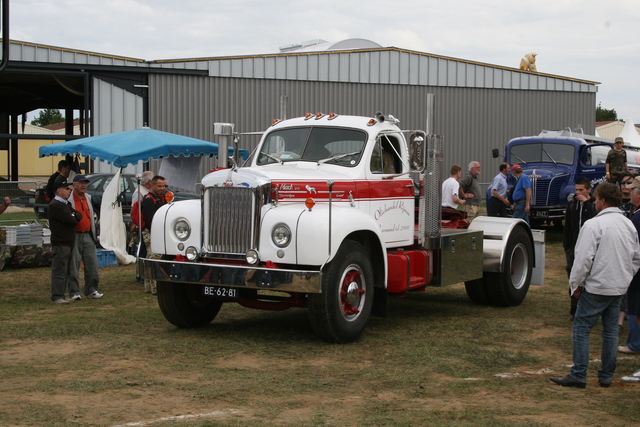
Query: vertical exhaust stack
[[213, 123, 235, 169], [424, 135, 444, 242], [417, 93, 444, 247]]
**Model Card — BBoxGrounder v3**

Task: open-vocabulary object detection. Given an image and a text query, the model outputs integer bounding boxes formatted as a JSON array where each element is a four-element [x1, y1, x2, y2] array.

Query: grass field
[[1, 227, 639, 426]]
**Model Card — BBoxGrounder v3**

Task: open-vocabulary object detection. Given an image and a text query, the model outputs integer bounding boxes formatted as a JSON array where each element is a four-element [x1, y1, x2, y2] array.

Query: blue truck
[[491, 128, 640, 225]]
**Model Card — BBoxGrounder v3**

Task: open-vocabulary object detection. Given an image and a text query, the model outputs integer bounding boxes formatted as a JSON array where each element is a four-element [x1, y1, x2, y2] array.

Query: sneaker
[[53, 298, 70, 304], [621, 370, 640, 383], [70, 294, 82, 301], [618, 346, 640, 354], [87, 291, 103, 299]]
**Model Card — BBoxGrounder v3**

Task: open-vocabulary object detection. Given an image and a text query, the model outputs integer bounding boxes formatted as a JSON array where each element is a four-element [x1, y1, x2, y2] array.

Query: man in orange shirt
[[67, 175, 103, 300]]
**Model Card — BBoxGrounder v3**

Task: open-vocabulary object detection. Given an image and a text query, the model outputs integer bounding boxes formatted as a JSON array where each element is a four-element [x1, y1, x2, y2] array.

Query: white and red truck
[[140, 110, 535, 343]]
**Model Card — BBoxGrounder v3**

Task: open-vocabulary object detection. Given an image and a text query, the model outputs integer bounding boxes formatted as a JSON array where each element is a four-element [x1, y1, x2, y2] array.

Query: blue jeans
[[628, 315, 640, 352], [570, 291, 622, 384], [512, 199, 530, 224]]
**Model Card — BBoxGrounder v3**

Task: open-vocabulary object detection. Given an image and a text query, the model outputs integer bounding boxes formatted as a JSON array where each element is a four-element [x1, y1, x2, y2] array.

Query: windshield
[[510, 143, 575, 166], [257, 127, 366, 166]]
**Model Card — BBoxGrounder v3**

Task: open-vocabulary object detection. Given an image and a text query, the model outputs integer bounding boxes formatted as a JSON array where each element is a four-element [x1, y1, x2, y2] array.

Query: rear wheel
[[308, 241, 374, 343], [156, 281, 223, 328], [486, 226, 533, 306], [464, 277, 492, 305]]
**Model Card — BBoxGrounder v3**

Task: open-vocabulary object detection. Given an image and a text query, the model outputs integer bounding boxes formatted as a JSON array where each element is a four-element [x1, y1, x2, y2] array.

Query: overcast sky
[[10, 0, 640, 126]]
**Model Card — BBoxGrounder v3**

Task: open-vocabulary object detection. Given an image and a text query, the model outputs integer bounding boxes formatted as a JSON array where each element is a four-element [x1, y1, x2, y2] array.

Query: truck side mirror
[[409, 130, 427, 172], [492, 148, 500, 159]]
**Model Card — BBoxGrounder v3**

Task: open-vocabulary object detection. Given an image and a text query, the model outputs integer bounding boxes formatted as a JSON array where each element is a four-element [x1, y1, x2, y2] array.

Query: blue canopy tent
[[38, 127, 249, 167], [38, 127, 250, 265]]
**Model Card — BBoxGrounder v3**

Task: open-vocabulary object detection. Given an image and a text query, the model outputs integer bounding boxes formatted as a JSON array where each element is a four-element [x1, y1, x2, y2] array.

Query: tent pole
[[136, 174, 142, 259]]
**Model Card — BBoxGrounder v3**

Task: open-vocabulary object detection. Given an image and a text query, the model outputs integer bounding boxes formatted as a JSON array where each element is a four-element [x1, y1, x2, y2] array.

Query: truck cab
[[503, 129, 640, 224]]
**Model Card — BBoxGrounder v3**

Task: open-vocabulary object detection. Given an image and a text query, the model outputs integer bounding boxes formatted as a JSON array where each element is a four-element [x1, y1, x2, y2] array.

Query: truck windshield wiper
[[259, 152, 283, 165], [541, 148, 557, 164], [511, 153, 527, 164], [317, 151, 361, 165]]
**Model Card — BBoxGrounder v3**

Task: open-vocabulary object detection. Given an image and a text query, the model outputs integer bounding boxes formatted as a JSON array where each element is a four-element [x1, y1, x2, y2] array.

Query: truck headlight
[[272, 223, 291, 248], [174, 219, 191, 241], [185, 246, 199, 261], [246, 249, 259, 265]]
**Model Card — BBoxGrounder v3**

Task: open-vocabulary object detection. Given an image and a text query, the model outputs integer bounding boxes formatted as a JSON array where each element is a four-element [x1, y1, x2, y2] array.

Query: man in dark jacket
[[563, 177, 596, 316], [45, 160, 71, 201], [48, 176, 82, 303], [622, 177, 640, 380]]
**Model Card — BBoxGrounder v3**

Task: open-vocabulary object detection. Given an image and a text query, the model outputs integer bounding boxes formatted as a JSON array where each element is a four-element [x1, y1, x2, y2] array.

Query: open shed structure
[[1, 38, 599, 182]]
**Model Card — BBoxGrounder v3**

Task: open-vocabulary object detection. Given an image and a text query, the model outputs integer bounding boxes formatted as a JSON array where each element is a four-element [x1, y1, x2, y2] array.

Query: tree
[[30, 109, 65, 127], [596, 102, 617, 122]]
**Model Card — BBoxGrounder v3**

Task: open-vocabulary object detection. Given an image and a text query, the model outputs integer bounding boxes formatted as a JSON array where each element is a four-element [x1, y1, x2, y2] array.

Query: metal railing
[[0, 181, 45, 207]]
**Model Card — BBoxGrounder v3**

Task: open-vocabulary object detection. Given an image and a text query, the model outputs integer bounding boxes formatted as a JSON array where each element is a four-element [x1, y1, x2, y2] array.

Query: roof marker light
[[304, 113, 313, 120], [328, 113, 338, 120], [315, 112, 325, 120], [367, 118, 376, 126]]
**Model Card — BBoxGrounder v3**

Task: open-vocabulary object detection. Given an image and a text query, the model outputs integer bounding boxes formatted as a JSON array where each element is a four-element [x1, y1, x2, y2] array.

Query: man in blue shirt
[[511, 164, 532, 224], [489, 163, 511, 217]]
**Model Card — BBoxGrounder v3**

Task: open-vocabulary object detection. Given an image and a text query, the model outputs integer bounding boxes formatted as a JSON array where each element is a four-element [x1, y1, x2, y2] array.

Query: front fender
[[258, 202, 386, 270], [150, 200, 202, 256], [297, 203, 386, 268]]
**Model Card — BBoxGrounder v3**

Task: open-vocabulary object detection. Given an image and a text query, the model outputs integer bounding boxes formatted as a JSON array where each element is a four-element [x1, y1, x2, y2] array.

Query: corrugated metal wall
[[148, 74, 595, 186], [92, 77, 145, 174]]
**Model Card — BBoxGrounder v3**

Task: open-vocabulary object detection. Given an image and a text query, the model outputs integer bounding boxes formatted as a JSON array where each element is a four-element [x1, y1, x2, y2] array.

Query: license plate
[[533, 211, 548, 217], [202, 285, 238, 298]]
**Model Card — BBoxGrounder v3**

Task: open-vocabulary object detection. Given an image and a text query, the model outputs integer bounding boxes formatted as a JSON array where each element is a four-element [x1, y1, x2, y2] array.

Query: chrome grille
[[531, 177, 549, 206], [531, 175, 567, 206], [206, 186, 256, 254], [548, 179, 564, 205]]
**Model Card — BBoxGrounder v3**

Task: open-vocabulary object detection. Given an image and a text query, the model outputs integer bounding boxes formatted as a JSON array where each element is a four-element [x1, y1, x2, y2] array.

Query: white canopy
[[619, 118, 640, 148]]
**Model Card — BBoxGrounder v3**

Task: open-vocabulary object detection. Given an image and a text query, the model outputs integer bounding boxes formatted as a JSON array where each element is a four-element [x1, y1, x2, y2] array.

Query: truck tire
[[464, 277, 492, 305], [156, 281, 223, 328], [308, 240, 374, 343], [486, 226, 533, 306]]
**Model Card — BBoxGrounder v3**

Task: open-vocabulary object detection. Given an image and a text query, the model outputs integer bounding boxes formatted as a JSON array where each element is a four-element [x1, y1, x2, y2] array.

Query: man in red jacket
[[141, 175, 169, 294]]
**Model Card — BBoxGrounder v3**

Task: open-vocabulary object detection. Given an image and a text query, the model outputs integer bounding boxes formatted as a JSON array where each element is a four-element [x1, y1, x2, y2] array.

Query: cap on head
[[73, 174, 90, 183], [615, 137, 624, 144], [53, 175, 73, 192], [627, 176, 640, 191], [511, 164, 523, 173]]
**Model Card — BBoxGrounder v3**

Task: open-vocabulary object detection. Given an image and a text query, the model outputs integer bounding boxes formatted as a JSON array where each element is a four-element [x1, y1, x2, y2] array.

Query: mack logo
[[530, 175, 542, 178], [305, 185, 317, 194], [222, 181, 234, 187], [279, 184, 295, 190]]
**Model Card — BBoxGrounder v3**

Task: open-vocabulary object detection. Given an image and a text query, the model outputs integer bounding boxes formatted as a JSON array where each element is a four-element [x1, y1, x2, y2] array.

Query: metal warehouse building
[[0, 38, 599, 183]]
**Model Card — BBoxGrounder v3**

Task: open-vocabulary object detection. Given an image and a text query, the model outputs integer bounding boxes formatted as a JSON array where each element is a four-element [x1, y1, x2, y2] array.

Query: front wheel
[[156, 281, 223, 328], [308, 241, 374, 343]]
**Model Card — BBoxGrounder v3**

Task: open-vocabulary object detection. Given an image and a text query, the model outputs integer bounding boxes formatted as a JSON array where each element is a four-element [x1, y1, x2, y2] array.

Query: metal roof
[[5, 39, 598, 93]]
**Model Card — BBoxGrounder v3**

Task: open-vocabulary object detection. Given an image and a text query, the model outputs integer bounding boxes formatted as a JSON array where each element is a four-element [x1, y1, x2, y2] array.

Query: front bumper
[[530, 206, 565, 220], [138, 258, 323, 294]]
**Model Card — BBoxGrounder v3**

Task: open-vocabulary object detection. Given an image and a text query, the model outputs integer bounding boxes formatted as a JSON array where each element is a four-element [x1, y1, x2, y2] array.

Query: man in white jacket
[[551, 183, 640, 388]]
